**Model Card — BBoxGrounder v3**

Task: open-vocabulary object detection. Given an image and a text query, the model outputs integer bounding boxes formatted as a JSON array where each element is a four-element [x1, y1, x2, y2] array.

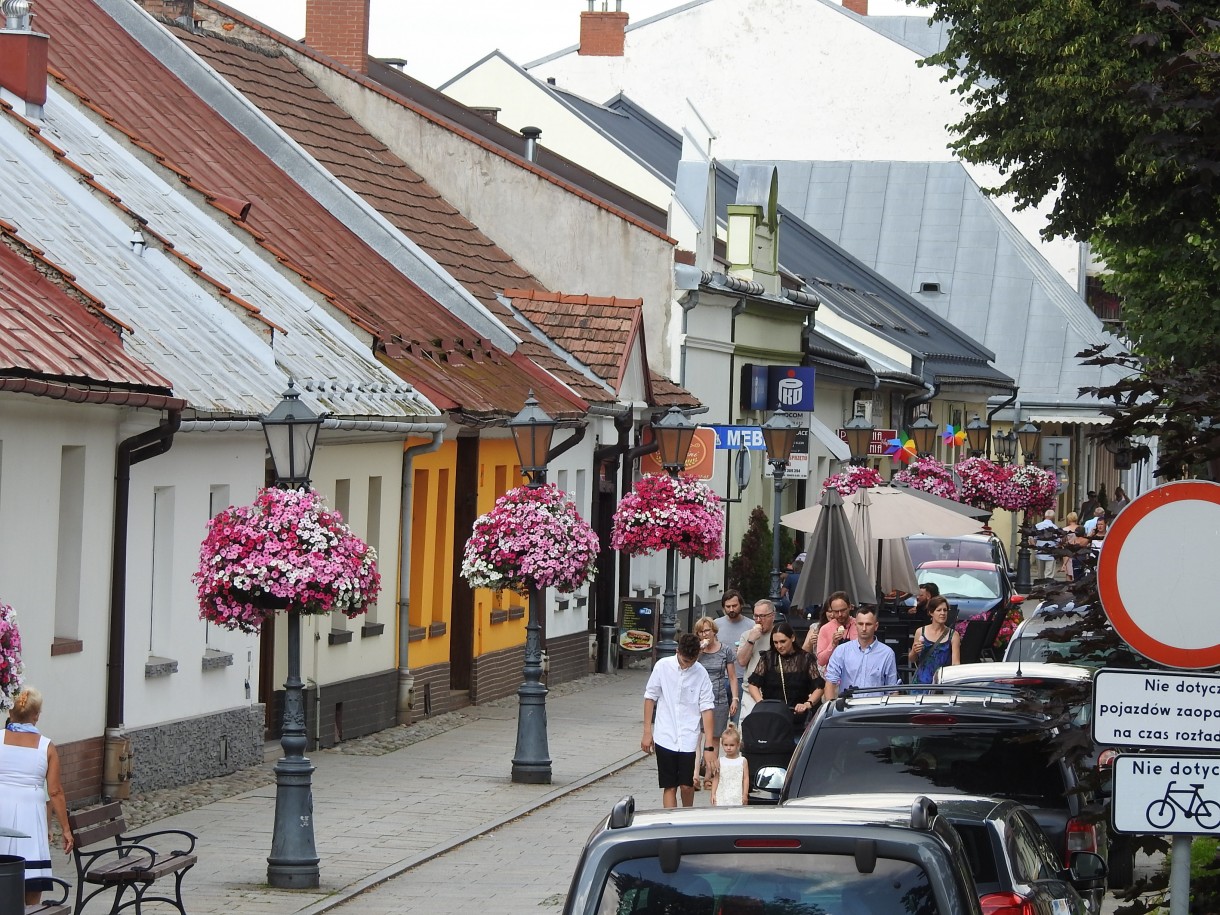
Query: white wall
[[528, 0, 1082, 289]]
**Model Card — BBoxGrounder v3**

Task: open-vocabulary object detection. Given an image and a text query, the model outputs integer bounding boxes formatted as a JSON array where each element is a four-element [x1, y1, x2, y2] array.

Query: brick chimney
[[305, 0, 370, 75], [0, 0, 49, 112], [579, 4, 628, 57], [843, 0, 868, 15]]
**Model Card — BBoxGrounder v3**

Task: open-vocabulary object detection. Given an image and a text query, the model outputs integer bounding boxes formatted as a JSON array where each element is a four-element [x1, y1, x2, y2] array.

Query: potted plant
[[611, 473, 724, 560], [893, 456, 959, 500], [461, 483, 599, 594], [0, 602, 23, 709], [194, 486, 380, 633]]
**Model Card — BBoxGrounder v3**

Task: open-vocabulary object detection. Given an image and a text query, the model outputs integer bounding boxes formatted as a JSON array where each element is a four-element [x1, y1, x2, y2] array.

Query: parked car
[[1002, 606, 1148, 671], [562, 793, 985, 915], [780, 685, 1111, 912], [907, 533, 1015, 578], [796, 794, 1106, 915], [912, 559, 1023, 624]]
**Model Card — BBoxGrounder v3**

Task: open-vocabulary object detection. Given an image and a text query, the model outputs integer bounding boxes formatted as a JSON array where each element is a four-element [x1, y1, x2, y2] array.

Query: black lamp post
[[762, 410, 801, 601], [992, 429, 1018, 465], [907, 413, 939, 458], [1013, 421, 1041, 594], [507, 391, 556, 784], [965, 413, 990, 458], [843, 404, 874, 465], [653, 406, 696, 661], [263, 381, 324, 890]]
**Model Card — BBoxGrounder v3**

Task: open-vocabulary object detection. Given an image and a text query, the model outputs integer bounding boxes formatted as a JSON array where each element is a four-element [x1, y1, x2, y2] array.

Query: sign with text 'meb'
[[1098, 480, 1220, 669], [1093, 668, 1220, 751], [1112, 754, 1220, 835]]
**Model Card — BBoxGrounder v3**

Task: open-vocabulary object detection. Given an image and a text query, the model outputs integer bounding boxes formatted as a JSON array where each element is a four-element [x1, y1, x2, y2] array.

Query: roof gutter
[[0, 377, 184, 411], [986, 388, 1020, 461], [178, 419, 446, 434]]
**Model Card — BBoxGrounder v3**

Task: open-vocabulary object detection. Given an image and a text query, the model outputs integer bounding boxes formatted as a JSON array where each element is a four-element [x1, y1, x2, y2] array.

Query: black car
[[794, 794, 1106, 915], [780, 685, 1110, 912], [562, 794, 984, 915]]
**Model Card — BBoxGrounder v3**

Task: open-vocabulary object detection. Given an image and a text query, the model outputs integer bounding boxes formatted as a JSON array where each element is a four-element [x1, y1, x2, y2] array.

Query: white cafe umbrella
[[782, 485, 985, 540]]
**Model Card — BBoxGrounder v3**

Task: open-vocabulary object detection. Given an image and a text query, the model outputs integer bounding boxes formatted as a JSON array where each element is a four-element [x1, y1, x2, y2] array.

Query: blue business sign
[[706, 425, 767, 450], [768, 365, 815, 412]]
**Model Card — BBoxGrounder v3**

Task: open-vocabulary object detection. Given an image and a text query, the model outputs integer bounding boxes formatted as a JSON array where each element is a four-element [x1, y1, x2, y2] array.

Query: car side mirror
[[1067, 851, 1108, 887]]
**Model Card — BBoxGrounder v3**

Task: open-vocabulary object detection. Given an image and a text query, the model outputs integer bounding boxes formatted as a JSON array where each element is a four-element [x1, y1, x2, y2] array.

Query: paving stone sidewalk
[[52, 668, 650, 915]]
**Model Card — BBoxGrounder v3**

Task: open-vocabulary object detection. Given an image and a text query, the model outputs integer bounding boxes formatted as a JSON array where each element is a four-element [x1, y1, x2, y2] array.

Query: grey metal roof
[[573, 95, 1010, 390], [844, 12, 951, 60], [0, 87, 438, 421], [728, 159, 1128, 408]]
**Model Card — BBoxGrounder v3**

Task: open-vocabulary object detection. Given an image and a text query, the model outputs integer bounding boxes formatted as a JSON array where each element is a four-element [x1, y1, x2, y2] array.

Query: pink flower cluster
[[0, 602, 23, 710], [956, 457, 1057, 513], [893, 457, 959, 500], [461, 484, 599, 595], [821, 465, 883, 496], [611, 473, 725, 560], [194, 487, 381, 633]]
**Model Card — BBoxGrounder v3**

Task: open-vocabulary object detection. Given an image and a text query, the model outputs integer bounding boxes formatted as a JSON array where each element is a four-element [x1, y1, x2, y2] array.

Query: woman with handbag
[[746, 622, 823, 735], [908, 597, 960, 684]]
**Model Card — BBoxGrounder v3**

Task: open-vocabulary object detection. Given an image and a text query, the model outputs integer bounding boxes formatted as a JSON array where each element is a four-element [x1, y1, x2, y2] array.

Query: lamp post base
[[512, 586, 552, 784], [1015, 543, 1034, 594]]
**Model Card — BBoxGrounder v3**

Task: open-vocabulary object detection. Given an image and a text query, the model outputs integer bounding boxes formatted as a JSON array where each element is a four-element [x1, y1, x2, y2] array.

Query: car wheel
[[1107, 838, 1135, 890]]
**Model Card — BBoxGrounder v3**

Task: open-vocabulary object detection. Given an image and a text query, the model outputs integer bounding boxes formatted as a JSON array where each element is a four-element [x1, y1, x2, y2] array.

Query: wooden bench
[[67, 802, 197, 915], [26, 877, 71, 915]]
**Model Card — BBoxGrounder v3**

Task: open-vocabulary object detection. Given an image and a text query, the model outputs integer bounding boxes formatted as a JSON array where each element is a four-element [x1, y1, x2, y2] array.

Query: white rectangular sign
[[1112, 754, 1220, 835], [1092, 668, 1220, 751]]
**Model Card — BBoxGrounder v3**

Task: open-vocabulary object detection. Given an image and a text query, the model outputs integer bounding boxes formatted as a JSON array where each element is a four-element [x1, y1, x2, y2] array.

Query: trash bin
[[599, 625, 619, 674], [0, 855, 24, 914]]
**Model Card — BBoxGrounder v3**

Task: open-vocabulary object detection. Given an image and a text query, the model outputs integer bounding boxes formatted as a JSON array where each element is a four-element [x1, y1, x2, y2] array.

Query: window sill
[[328, 629, 354, 646], [202, 648, 233, 671], [51, 637, 83, 657], [145, 656, 179, 678], [361, 622, 385, 639]]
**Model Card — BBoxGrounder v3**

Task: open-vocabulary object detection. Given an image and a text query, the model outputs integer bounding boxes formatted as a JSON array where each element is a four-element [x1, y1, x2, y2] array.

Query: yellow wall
[[472, 439, 527, 657]]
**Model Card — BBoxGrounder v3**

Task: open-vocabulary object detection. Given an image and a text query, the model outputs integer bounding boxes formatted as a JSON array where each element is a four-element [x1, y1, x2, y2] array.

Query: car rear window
[[799, 727, 1068, 807], [916, 568, 1001, 600], [596, 851, 939, 915]]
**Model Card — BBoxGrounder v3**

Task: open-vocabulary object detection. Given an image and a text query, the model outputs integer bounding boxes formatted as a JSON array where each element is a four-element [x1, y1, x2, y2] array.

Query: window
[[331, 479, 350, 632], [149, 486, 175, 652], [365, 477, 381, 624], [54, 446, 86, 640]]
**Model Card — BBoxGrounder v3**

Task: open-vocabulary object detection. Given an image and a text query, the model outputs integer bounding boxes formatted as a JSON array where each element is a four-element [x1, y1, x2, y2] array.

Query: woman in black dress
[[746, 622, 824, 732]]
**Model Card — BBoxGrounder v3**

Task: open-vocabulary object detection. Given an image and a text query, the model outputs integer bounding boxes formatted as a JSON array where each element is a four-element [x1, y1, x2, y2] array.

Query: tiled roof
[[36, 0, 585, 419], [173, 27, 610, 407], [0, 238, 172, 394]]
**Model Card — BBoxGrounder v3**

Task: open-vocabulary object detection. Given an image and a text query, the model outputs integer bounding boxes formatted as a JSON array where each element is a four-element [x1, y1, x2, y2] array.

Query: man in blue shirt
[[823, 607, 898, 701]]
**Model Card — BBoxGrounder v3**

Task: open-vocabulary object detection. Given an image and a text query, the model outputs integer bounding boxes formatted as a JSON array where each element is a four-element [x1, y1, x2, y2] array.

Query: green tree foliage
[[726, 505, 795, 603], [915, 0, 1220, 364]]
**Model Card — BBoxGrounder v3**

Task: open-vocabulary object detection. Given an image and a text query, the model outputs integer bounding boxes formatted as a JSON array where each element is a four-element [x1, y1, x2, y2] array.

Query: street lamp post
[[907, 413, 939, 458], [992, 429, 1018, 465], [1013, 421, 1041, 594], [761, 410, 801, 601], [965, 413, 990, 458], [652, 406, 696, 661], [843, 403, 874, 465], [263, 381, 324, 890], [507, 392, 557, 784]]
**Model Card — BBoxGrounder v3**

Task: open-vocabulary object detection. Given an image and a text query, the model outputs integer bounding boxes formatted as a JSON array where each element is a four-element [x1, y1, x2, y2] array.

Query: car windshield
[[1003, 616, 1111, 669], [916, 567, 1001, 600], [799, 726, 1067, 807], [908, 539, 996, 567], [596, 851, 938, 915]]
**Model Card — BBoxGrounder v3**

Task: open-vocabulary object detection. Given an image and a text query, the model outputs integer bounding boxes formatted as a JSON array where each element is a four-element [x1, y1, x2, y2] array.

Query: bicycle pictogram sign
[[1113, 755, 1220, 835], [1145, 781, 1220, 830]]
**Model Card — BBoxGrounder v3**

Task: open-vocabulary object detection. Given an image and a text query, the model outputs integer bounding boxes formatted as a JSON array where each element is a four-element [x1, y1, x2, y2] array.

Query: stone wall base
[[269, 668, 398, 749], [127, 705, 264, 793]]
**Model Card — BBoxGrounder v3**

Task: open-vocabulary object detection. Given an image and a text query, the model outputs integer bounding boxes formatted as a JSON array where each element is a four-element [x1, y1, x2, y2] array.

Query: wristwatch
[[704, 746, 715, 752], [747, 638, 756, 645]]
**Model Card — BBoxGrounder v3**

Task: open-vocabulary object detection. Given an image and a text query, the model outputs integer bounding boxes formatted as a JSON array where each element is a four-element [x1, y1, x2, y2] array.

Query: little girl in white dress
[[711, 724, 749, 806]]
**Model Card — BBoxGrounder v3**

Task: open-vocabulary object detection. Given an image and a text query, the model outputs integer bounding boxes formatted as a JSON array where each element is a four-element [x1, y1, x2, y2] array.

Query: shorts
[[655, 744, 696, 789]]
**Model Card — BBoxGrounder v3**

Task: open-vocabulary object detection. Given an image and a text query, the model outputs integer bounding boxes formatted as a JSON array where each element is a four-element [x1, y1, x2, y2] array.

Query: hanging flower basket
[[956, 457, 1058, 514], [893, 457, 959, 500], [821, 465, 883, 496], [611, 473, 724, 561], [0, 602, 23, 710], [954, 456, 1006, 512], [194, 487, 380, 633], [461, 483, 599, 595]]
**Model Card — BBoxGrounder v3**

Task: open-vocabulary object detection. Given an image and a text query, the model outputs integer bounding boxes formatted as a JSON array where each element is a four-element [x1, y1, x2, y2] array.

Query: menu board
[[618, 598, 659, 653]]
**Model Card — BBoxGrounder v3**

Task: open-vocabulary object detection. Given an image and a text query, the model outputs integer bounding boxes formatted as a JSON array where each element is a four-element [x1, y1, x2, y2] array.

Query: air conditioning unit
[[852, 400, 874, 423]]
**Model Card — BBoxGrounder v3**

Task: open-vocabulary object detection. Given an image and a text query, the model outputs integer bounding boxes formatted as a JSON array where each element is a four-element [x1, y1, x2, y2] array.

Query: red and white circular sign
[[1098, 480, 1220, 669]]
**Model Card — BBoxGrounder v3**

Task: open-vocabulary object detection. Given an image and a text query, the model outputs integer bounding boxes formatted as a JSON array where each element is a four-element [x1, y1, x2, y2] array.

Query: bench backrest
[[67, 801, 128, 850]]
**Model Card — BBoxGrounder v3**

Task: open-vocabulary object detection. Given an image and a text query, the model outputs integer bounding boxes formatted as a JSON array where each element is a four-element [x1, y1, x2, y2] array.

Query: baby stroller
[[741, 699, 795, 805]]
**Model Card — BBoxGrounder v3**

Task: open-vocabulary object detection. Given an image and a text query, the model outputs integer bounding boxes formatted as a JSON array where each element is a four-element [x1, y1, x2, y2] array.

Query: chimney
[[0, 0, 48, 114], [305, 0, 371, 75], [579, 2, 628, 57], [843, 0, 868, 15], [521, 126, 541, 163]]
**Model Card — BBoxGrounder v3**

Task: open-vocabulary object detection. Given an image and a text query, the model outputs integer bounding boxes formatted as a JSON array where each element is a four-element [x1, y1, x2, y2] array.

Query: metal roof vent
[[129, 229, 146, 256], [521, 126, 541, 163], [3, 0, 31, 31]]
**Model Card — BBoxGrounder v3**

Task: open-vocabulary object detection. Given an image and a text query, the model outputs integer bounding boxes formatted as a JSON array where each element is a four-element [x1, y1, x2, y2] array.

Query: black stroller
[[741, 699, 796, 805]]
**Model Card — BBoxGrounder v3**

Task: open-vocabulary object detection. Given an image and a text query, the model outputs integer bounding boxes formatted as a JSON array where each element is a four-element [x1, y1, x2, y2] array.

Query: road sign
[[1112, 754, 1220, 835], [1098, 480, 1220, 669], [1093, 668, 1220, 751]]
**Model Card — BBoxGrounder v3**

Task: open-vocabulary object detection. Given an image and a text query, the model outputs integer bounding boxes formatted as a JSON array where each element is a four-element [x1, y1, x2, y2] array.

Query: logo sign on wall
[[768, 366, 815, 412]]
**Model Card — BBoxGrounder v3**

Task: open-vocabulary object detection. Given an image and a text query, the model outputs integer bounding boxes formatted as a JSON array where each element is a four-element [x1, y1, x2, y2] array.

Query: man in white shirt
[[1083, 506, 1106, 535], [823, 608, 899, 701], [642, 632, 717, 808], [1034, 509, 1059, 583]]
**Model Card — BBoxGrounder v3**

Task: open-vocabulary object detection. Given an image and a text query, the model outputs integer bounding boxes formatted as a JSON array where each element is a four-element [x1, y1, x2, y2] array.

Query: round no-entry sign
[[1098, 480, 1220, 669]]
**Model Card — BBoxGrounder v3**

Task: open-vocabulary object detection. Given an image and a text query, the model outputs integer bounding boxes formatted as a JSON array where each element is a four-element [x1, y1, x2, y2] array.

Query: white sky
[[225, 0, 917, 88]]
